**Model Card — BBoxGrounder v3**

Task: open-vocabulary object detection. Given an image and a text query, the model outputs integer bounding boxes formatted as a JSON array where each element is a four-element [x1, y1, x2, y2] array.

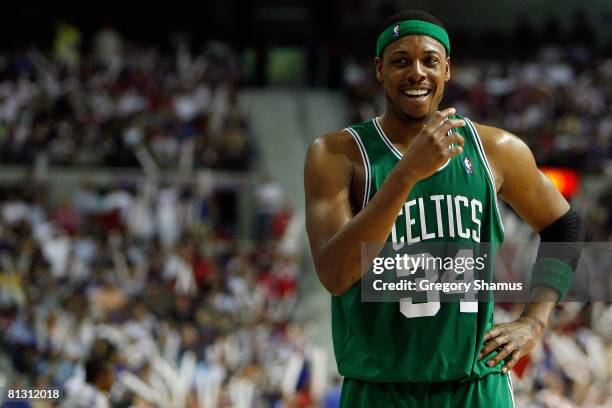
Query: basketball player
[[304, 10, 584, 407]]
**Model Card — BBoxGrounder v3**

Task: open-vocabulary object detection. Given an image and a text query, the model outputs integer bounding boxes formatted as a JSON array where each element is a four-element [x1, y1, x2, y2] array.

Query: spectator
[[62, 357, 114, 408], [254, 176, 284, 240], [0, 31, 253, 170]]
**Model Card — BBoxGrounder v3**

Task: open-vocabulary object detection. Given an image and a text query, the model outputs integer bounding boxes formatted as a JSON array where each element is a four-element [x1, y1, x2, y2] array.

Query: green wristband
[[529, 258, 574, 302]]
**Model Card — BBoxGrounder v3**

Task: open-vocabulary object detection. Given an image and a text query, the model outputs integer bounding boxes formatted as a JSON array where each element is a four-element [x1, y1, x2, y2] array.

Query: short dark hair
[[379, 9, 446, 34]]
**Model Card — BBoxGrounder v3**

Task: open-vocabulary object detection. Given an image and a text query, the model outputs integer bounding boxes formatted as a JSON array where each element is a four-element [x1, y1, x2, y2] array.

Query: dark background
[[1, 1, 610, 87]]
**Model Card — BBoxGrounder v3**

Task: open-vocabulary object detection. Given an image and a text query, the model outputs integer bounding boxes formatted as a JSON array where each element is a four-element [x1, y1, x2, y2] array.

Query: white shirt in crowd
[[62, 374, 110, 408]]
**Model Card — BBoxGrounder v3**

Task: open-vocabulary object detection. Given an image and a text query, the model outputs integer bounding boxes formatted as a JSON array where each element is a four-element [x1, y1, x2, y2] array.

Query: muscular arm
[[479, 123, 569, 308], [477, 123, 576, 371], [305, 110, 465, 295], [304, 133, 417, 295], [477, 123, 569, 230]]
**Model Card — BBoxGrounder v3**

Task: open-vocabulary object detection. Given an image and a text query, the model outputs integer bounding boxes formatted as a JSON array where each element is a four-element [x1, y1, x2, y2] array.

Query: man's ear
[[445, 56, 451, 81], [375, 56, 384, 82]]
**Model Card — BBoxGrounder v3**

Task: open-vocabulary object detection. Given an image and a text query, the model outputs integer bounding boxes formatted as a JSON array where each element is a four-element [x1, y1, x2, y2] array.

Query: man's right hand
[[305, 107, 466, 295], [398, 108, 465, 183]]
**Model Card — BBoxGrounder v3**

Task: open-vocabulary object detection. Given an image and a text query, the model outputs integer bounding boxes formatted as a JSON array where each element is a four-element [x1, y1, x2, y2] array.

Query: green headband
[[376, 20, 450, 57]]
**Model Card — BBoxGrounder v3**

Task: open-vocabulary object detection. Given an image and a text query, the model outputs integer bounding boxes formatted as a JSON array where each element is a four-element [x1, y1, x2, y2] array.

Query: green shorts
[[340, 373, 515, 408]]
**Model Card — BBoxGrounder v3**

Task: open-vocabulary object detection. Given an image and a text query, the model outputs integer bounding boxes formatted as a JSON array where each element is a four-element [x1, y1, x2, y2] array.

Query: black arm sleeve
[[531, 208, 585, 300], [537, 208, 585, 269]]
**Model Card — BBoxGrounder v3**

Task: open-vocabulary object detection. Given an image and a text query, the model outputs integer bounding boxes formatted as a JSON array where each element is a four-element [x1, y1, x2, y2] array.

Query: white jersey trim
[[373, 117, 452, 172], [464, 118, 497, 190], [464, 117, 505, 238], [507, 372, 516, 408], [345, 127, 371, 209], [373, 117, 402, 160]]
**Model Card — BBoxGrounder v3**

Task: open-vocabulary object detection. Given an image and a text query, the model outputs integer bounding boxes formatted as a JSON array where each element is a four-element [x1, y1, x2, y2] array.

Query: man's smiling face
[[376, 35, 450, 121]]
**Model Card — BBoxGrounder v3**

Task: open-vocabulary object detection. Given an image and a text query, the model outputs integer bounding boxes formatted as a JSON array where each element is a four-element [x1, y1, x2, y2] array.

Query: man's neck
[[378, 110, 431, 146]]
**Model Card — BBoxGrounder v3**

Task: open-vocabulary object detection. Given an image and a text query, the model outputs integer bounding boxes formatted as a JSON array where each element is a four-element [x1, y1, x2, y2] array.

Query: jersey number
[[397, 250, 478, 318]]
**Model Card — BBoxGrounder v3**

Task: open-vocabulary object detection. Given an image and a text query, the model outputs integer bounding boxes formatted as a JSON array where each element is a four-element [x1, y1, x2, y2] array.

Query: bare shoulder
[[471, 121, 535, 168], [305, 129, 363, 182], [471, 121, 536, 192], [471, 121, 529, 158], [470, 122, 568, 229], [305, 129, 365, 210], [307, 130, 361, 164]]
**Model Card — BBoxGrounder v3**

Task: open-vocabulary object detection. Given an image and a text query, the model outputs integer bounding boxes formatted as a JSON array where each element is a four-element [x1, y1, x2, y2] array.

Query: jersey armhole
[[463, 118, 505, 239], [344, 127, 371, 210]]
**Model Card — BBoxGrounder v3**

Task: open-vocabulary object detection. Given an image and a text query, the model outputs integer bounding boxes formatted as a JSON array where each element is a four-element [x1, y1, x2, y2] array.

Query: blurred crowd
[[0, 21, 611, 407], [0, 25, 252, 170], [344, 46, 612, 407], [0, 176, 331, 407], [495, 302, 612, 408]]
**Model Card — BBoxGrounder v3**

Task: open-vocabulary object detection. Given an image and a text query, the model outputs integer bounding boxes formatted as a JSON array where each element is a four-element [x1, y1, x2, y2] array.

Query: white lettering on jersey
[[418, 197, 436, 240], [454, 196, 470, 239], [391, 205, 405, 250], [391, 195, 484, 244], [405, 199, 420, 243], [431, 194, 445, 238], [471, 199, 482, 242]]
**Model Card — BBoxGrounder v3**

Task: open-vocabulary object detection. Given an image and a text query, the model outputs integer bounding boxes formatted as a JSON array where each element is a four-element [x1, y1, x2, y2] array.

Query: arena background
[[0, 0, 610, 406]]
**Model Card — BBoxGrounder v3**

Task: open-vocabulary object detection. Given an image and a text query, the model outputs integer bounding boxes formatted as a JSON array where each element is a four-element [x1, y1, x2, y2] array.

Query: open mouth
[[401, 89, 431, 99]]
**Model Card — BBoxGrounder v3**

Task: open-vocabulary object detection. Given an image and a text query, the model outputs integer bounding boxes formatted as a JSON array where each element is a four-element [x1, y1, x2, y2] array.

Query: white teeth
[[403, 89, 429, 96]]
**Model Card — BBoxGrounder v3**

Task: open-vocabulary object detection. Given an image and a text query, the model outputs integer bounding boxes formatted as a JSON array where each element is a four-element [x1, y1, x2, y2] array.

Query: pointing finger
[[427, 107, 457, 126]]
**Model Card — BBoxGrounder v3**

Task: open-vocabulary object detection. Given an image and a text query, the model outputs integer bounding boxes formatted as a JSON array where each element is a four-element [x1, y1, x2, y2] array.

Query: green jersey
[[332, 115, 505, 382]]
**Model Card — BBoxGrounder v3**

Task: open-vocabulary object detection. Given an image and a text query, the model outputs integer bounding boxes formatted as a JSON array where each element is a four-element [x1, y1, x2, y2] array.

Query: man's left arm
[[474, 123, 585, 373]]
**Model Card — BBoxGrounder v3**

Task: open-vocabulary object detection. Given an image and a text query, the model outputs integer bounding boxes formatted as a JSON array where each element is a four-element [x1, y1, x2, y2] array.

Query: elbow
[[321, 278, 347, 297], [315, 263, 350, 296], [310, 241, 357, 296], [326, 282, 347, 297]]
